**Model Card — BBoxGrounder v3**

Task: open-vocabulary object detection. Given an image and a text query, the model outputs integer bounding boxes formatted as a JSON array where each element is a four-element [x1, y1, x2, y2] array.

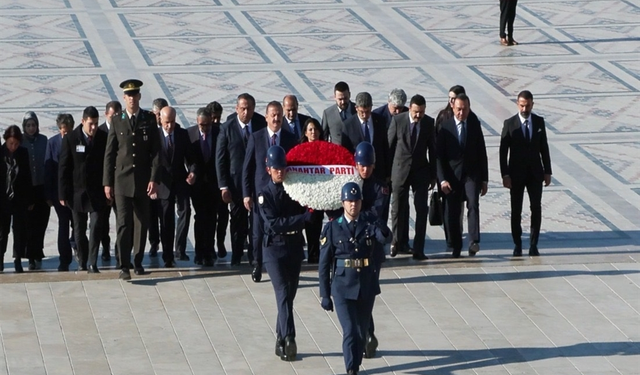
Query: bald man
[[282, 95, 312, 141], [154, 106, 196, 267]]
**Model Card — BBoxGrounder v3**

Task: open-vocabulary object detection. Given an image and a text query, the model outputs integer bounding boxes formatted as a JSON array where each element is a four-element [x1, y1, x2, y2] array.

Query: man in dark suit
[[152, 106, 196, 267], [99, 100, 121, 262], [103, 79, 161, 280], [321, 81, 356, 145], [59, 106, 108, 273], [500, 90, 552, 256], [243, 101, 298, 282], [45, 113, 76, 271], [499, 0, 519, 46], [388, 94, 437, 260], [437, 93, 489, 258], [372, 88, 408, 129], [188, 108, 219, 266], [206, 101, 229, 257], [282, 95, 311, 141], [341, 92, 390, 182], [216, 93, 266, 266], [148, 98, 169, 258]]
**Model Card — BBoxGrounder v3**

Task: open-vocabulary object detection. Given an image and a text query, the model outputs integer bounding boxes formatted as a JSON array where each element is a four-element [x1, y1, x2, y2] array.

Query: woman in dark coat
[[22, 111, 50, 270], [300, 118, 324, 264], [0, 125, 34, 273]]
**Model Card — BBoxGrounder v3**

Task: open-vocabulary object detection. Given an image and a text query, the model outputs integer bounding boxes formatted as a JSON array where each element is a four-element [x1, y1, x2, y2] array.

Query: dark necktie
[[363, 121, 371, 143], [271, 133, 277, 146], [459, 121, 466, 147], [87, 136, 92, 146], [130, 114, 136, 129], [340, 110, 346, 121], [201, 132, 210, 162], [410, 122, 417, 150], [167, 134, 174, 159], [524, 120, 530, 142], [290, 120, 299, 139], [243, 125, 250, 144], [349, 220, 356, 237]]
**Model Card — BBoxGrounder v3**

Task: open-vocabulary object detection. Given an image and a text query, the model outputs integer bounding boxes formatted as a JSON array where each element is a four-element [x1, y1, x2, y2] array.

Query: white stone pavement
[[0, 0, 639, 374]]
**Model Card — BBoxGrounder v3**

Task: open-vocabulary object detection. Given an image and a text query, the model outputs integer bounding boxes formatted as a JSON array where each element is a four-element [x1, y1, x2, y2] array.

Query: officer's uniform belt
[[271, 231, 300, 242], [336, 258, 370, 268]]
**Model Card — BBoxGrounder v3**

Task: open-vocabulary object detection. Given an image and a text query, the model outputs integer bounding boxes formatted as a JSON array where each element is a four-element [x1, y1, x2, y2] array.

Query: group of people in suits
[[1, 77, 551, 282]]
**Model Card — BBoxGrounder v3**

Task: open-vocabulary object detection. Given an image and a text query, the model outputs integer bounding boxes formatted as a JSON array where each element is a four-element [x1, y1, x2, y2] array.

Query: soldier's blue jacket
[[318, 212, 392, 301]]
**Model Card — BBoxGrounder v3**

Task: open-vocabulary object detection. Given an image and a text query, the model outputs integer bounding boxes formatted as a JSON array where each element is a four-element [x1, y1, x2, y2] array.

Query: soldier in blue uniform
[[318, 182, 392, 375], [258, 145, 314, 362], [354, 141, 390, 358]]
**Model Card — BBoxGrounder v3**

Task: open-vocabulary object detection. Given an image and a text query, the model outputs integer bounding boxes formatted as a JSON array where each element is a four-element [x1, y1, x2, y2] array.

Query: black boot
[[14, 258, 23, 273]]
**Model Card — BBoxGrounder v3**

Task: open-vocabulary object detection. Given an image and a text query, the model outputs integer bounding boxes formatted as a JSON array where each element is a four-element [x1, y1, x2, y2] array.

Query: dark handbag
[[429, 188, 443, 226]]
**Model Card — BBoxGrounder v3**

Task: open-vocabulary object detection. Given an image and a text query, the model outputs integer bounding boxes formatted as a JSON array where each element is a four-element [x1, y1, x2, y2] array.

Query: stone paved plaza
[[0, 0, 639, 374]]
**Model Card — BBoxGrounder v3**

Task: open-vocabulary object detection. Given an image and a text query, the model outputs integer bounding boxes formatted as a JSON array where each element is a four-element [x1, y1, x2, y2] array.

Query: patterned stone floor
[[0, 0, 639, 374]]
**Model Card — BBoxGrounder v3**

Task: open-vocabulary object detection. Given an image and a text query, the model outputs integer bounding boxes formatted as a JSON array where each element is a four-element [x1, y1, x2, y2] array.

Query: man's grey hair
[[388, 88, 407, 107], [355, 92, 373, 108]]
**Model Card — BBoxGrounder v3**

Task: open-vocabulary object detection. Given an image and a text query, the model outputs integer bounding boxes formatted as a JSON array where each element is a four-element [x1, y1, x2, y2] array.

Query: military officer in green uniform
[[103, 79, 161, 280]]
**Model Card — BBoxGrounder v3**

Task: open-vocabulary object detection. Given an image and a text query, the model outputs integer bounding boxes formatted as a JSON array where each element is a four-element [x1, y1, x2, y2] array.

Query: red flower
[[286, 140, 354, 166]]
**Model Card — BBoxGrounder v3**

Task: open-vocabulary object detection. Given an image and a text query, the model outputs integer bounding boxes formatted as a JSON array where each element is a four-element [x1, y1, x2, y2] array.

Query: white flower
[[283, 167, 362, 210]]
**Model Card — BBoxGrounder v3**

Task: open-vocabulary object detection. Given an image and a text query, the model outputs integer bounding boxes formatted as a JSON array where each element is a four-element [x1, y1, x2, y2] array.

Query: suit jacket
[[216, 116, 266, 197], [103, 109, 161, 197], [499, 113, 552, 183], [321, 102, 356, 145], [341, 113, 390, 181], [388, 112, 437, 186], [318, 212, 390, 301], [44, 133, 63, 202], [436, 116, 489, 190], [156, 126, 196, 200], [188, 125, 219, 188], [59, 126, 108, 213], [242, 128, 297, 199], [372, 104, 409, 129], [283, 113, 311, 141], [0, 145, 34, 211]]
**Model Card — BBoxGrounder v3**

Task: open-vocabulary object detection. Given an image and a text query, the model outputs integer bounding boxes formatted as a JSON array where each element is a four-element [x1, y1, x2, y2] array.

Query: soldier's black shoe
[[149, 244, 158, 257], [364, 333, 378, 359], [347, 370, 359, 374], [252, 264, 262, 283], [119, 269, 131, 280], [529, 246, 540, 256], [88, 265, 100, 274], [389, 244, 398, 258], [275, 337, 284, 357], [281, 336, 297, 361], [101, 251, 111, 261], [134, 266, 145, 275]]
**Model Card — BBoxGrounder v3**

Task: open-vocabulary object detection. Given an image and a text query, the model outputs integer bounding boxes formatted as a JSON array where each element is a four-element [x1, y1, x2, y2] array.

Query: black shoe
[[364, 333, 378, 359], [275, 337, 284, 357], [134, 266, 145, 275], [88, 265, 100, 274], [79, 264, 88, 271], [347, 370, 359, 375], [217, 243, 227, 258], [194, 258, 203, 266], [14, 259, 23, 273], [452, 249, 462, 258], [468, 242, 480, 256], [412, 252, 428, 261], [252, 264, 262, 283], [230, 257, 241, 266], [101, 251, 111, 261], [165, 260, 176, 268], [399, 246, 412, 254], [28, 259, 36, 271], [149, 244, 158, 258], [203, 257, 214, 267], [513, 246, 523, 257], [529, 246, 540, 256], [119, 269, 131, 280], [281, 336, 297, 361], [389, 244, 398, 258], [178, 253, 189, 261]]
